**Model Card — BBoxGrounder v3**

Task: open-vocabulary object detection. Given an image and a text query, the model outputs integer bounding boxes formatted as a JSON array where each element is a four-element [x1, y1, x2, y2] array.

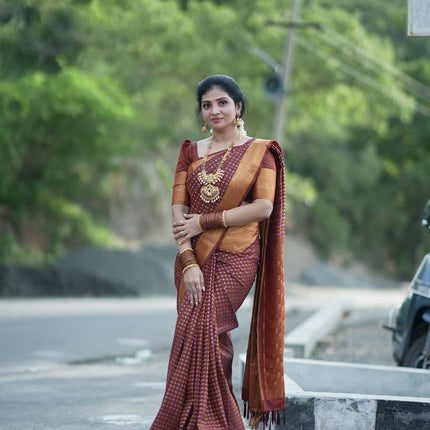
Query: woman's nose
[[211, 104, 220, 114]]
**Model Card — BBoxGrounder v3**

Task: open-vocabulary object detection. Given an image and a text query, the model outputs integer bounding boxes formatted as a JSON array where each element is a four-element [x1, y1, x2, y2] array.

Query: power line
[[296, 36, 430, 117], [317, 25, 430, 102]]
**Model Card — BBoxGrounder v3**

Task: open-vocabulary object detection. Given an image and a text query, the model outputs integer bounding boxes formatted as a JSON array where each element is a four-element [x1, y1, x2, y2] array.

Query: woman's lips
[[211, 117, 222, 122]]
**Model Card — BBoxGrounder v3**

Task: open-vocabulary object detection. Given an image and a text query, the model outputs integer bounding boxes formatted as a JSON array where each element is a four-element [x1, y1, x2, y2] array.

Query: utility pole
[[273, 0, 301, 147]]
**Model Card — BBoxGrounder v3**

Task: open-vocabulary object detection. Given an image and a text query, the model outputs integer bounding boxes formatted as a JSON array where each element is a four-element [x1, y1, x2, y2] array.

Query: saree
[[151, 138, 286, 430]]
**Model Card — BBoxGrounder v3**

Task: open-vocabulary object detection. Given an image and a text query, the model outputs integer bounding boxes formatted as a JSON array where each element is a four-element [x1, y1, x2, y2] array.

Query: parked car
[[385, 198, 430, 368]]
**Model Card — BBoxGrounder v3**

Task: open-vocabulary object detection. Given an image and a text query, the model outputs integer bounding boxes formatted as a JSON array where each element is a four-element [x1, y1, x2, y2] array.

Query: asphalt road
[[0, 283, 408, 430], [0, 297, 311, 430]]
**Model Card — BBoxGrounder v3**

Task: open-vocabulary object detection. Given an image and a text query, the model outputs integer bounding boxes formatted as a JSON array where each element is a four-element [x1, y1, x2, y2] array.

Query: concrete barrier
[[239, 356, 430, 429], [285, 299, 346, 358]]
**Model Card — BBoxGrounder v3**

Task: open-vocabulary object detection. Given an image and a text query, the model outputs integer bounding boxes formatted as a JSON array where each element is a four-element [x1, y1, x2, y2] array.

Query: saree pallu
[[151, 139, 286, 430]]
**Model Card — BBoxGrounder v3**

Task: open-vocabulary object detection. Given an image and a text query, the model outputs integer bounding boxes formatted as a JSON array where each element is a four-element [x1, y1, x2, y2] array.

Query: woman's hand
[[172, 213, 202, 245], [183, 266, 205, 306]]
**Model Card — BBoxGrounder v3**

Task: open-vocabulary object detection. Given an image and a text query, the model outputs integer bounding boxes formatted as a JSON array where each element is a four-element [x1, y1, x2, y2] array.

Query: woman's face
[[200, 86, 241, 132]]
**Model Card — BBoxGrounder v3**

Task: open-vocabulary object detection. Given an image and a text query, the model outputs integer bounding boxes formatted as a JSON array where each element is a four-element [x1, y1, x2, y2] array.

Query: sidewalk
[[0, 282, 407, 317]]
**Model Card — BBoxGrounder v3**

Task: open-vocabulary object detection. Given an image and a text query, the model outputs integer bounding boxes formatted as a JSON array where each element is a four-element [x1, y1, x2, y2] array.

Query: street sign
[[408, 0, 430, 36]]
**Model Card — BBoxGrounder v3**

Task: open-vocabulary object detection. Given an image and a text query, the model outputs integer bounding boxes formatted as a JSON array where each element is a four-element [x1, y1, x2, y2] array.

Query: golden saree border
[[218, 223, 259, 253], [242, 141, 286, 425]]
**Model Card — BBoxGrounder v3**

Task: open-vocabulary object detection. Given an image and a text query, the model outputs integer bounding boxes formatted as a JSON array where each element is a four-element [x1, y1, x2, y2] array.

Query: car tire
[[403, 333, 430, 368]]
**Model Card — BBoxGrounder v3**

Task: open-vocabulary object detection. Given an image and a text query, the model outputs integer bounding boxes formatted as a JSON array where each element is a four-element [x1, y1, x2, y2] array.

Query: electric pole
[[273, 0, 301, 147]]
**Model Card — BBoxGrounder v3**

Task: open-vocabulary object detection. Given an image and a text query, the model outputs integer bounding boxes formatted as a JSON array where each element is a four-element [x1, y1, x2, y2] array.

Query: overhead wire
[[296, 36, 430, 117], [317, 25, 430, 103]]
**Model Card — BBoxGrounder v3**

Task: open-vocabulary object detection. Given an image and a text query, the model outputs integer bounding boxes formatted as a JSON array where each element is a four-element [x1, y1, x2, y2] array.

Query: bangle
[[221, 210, 228, 228], [179, 249, 197, 270], [182, 263, 199, 274], [200, 212, 224, 230], [197, 215, 204, 232], [179, 247, 193, 256]]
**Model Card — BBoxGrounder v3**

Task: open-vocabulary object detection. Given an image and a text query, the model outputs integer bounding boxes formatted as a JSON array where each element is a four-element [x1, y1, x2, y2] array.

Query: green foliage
[[290, 0, 430, 276], [0, 0, 429, 278]]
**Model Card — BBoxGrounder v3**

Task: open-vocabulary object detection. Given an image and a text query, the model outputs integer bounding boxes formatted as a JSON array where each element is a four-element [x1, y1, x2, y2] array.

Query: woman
[[151, 75, 286, 430]]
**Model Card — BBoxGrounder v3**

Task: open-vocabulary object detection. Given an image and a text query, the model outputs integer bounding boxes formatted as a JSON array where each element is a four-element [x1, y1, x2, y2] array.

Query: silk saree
[[151, 138, 286, 430]]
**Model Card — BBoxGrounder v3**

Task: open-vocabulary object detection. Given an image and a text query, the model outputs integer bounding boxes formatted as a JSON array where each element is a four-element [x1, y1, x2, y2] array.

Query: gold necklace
[[197, 135, 238, 203]]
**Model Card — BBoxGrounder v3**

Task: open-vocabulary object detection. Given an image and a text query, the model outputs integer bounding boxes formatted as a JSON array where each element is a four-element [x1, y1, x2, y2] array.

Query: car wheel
[[404, 333, 430, 368]]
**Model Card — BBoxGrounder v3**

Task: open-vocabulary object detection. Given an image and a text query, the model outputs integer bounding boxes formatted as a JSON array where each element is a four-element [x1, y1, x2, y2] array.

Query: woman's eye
[[219, 100, 227, 105], [202, 103, 210, 109]]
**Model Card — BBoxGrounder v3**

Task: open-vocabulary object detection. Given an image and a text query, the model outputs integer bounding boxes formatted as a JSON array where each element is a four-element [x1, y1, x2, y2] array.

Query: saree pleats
[[151, 242, 259, 430]]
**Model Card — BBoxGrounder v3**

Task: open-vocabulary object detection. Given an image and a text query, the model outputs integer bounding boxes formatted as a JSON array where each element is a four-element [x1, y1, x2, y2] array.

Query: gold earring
[[235, 113, 241, 127], [201, 123, 209, 132]]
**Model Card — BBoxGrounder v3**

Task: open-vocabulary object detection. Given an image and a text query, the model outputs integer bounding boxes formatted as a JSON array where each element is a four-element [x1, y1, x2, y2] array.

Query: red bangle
[[178, 249, 198, 270], [200, 211, 227, 230]]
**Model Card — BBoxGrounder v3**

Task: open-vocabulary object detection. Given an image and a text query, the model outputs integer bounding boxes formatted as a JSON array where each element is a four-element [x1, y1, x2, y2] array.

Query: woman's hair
[[196, 74, 247, 117]]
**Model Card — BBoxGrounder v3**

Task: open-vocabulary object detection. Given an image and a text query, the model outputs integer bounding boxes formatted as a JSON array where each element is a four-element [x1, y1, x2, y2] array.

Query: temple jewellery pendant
[[197, 134, 238, 203], [197, 170, 224, 203]]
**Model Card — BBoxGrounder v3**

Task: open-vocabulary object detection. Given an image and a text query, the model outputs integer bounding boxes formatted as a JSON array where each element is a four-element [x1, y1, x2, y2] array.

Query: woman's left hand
[[172, 213, 202, 244]]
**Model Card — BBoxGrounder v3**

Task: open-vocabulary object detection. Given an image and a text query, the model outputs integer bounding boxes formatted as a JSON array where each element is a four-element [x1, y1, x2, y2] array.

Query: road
[[0, 297, 311, 430]]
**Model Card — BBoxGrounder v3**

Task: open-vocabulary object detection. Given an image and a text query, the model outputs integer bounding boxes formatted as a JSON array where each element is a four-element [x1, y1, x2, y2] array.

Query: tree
[[1, 0, 429, 279]]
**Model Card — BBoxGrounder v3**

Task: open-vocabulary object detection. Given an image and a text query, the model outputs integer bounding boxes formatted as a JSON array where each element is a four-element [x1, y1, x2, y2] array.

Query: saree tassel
[[249, 412, 263, 429], [248, 410, 284, 430], [243, 401, 248, 419]]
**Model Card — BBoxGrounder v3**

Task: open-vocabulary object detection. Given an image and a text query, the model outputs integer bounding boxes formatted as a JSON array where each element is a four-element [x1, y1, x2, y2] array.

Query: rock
[[0, 242, 178, 297], [0, 265, 137, 297], [54, 243, 177, 296]]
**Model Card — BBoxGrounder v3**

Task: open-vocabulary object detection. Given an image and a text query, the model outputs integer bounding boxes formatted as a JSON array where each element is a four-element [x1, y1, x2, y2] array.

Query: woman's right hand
[[184, 266, 205, 306]]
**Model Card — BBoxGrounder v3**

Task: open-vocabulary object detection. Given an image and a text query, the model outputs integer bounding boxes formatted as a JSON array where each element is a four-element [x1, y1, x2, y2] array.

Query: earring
[[201, 123, 209, 132], [236, 113, 246, 136], [235, 113, 242, 127]]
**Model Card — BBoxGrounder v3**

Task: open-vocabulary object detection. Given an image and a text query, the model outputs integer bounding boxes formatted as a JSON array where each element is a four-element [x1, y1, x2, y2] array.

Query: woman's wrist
[[199, 210, 228, 231], [182, 263, 199, 275], [178, 249, 198, 272]]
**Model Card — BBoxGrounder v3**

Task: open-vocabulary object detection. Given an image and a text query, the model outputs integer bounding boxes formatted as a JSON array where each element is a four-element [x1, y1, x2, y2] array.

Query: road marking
[[89, 414, 149, 425]]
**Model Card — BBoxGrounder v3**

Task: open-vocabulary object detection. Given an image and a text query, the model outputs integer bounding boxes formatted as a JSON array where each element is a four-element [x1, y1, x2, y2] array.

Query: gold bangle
[[197, 214, 204, 232], [182, 263, 199, 274], [179, 247, 193, 256], [221, 210, 228, 228]]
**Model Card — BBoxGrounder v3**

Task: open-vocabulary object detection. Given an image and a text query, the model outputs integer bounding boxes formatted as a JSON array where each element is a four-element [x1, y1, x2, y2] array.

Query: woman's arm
[[171, 199, 272, 306], [173, 198, 273, 245], [224, 198, 273, 225], [172, 203, 192, 252], [172, 203, 205, 306]]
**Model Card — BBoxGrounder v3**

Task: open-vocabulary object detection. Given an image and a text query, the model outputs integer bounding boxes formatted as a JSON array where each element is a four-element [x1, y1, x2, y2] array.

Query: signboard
[[408, 0, 430, 36]]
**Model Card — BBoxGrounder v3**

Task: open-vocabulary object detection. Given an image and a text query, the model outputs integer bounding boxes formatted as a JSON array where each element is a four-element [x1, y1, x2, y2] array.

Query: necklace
[[197, 135, 239, 203]]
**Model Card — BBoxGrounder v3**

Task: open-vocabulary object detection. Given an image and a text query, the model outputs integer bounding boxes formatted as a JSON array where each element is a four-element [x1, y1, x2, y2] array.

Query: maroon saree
[[151, 139, 286, 430]]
